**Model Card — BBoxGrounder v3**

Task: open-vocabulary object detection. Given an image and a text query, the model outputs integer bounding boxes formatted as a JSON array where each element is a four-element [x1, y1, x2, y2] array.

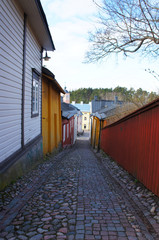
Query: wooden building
[[61, 102, 81, 147], [72, 102, 91, 131], [101, 98, 159, 197], [0, 0, 55, 189], [42, 67, 65, 154], [62, 117, 75, 148], [91, 96, 124, 151]]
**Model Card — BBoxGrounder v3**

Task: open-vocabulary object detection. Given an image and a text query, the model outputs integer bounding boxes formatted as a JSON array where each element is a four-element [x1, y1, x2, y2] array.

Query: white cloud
[[44, 0, 97, 19], [41, 0, 159, 93], [49, 17, 93, 63]]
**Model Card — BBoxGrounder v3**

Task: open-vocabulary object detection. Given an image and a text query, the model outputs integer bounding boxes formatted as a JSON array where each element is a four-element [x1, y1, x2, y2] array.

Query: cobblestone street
[[0, 133, 159, 240]]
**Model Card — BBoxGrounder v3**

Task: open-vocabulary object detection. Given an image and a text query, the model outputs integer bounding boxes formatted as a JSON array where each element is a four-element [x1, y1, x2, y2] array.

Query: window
[[67, 124, 69, 138], [32, 69, 40, 117], [63, 125, 66, 142], [84, 117, 87, 120], [84, 124, 87, 129]]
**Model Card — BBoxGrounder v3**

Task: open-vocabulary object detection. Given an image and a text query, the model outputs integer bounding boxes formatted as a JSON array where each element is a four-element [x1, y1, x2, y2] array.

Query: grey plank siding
[[0, 0, 43, 164], [0, 0, 23, 163], [24, 25, 41, 145]]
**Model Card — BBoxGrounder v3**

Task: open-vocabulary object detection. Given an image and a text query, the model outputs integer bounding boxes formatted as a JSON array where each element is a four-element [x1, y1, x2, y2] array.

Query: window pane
[[32, 71, 39, 116]]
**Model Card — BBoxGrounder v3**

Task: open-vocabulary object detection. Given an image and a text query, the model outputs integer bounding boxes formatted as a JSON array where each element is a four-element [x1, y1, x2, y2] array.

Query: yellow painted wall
[[42, 79, 49, 154], [82, 112, 90, 130], [42, 78, 62, 154], [91, 117, 96, 147], [95, 118, 100, 147], [91, 117, 105, 149]]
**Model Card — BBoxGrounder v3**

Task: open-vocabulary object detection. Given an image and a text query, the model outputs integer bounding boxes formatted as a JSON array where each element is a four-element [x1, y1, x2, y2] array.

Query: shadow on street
[[77, 130, 90, 141]]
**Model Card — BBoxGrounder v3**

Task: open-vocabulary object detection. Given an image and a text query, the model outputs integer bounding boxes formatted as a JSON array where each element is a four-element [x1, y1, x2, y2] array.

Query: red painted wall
[[62, 117, 74, 147], [101, 99, 159, 197]]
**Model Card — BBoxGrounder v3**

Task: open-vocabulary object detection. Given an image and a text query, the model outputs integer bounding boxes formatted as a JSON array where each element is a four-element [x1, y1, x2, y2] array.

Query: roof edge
[[102, 98, 159, 129], [42, 67, 65, 94], [35, 0, 55, 51]]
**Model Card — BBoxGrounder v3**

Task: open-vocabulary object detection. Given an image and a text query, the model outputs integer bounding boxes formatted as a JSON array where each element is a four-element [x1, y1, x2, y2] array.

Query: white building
[[72, 102, 91, 131], [0, 0, 55, 189]]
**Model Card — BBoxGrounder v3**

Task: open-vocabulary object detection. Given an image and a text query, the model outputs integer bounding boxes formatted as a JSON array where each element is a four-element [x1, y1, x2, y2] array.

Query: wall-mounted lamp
[[42, 51, 51, 61]]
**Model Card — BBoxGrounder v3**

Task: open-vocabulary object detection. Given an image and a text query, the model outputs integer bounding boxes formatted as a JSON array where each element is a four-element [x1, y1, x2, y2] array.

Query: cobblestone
[[0, 133, 159, 239]]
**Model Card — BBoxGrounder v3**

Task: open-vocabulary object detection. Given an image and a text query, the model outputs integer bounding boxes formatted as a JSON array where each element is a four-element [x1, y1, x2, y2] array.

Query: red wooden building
[[61, 102, 79, 148], [101, 98, 159, 197], [62, 117, 74, 148]]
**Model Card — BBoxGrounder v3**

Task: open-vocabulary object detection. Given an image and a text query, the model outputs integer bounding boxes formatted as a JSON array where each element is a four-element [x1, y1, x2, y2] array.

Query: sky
[[41, 0, 159, 93]]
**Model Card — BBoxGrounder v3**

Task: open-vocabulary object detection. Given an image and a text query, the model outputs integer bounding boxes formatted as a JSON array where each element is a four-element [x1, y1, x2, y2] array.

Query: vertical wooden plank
[[48, 82, 52, 153], [42, 79, 49, 154], [101, 99, 159, 197], [54, 113, 57, 148]]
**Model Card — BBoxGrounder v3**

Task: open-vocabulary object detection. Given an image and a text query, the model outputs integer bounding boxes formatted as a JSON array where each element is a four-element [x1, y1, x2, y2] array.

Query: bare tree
[[145, 68, 159, 81], [85, 0, 159, 62]]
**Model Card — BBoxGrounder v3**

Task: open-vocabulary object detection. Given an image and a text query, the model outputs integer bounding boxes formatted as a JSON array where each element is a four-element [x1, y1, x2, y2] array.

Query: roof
[[91, 105, 117, 120], [42, 67, 65, 94], [72, 103, 91, 112], [16, 0, 55, 51], [91, 97, 123, 113], [61, 102, 82, 119], [104, 97, 159, 128]]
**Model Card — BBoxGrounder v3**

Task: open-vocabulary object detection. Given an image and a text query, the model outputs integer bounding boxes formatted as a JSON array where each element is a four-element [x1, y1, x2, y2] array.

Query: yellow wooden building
[[42, 67, 65, 154], [91, 115, 107, 151], [91, 103, 135, 151]]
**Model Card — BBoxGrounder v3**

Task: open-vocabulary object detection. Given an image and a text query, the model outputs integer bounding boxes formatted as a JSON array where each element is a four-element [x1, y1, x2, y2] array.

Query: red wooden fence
[[101, 98, 159, 197]]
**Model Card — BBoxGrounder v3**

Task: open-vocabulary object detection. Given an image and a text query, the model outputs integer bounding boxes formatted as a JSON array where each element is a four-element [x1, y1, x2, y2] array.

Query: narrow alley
[[0, 132, 159, 240]]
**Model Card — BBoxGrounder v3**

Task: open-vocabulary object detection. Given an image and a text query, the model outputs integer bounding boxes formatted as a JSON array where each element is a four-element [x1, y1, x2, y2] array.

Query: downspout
[[40, 47, 43, 135], [21, 13, 27, 149]]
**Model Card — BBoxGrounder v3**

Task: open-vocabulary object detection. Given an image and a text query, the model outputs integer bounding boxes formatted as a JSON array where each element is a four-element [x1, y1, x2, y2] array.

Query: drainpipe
[[21, 13, 27, 149]]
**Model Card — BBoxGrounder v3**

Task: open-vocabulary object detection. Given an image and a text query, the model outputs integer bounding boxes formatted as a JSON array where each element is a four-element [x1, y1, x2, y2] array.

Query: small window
[[84, 124, 87, 129], [63, 125, 66, 142], [67, 124, 69, 138], [32, 69, 40, 117], [84, 117, 87, 120]]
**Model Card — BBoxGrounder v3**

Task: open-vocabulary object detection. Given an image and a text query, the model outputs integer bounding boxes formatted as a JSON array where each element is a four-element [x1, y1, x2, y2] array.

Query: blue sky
[[41, 0, 159, 93]]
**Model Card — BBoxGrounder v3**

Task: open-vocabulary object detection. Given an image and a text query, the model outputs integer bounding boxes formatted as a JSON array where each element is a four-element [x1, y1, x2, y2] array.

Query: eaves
[[16, 0, 55, 50]]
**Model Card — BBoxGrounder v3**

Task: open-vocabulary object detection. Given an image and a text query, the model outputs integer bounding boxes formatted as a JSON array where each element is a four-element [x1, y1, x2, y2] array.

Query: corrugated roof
[[92, 99, 123, 113], [91, 105, 117, 120], [103, 97, 159, 128], [61, 102, 82, 119]]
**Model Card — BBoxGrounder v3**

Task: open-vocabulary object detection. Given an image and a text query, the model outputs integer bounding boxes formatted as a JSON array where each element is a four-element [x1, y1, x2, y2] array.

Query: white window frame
[[63, 125, 66, 142], [32, 69, 40, 117]]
